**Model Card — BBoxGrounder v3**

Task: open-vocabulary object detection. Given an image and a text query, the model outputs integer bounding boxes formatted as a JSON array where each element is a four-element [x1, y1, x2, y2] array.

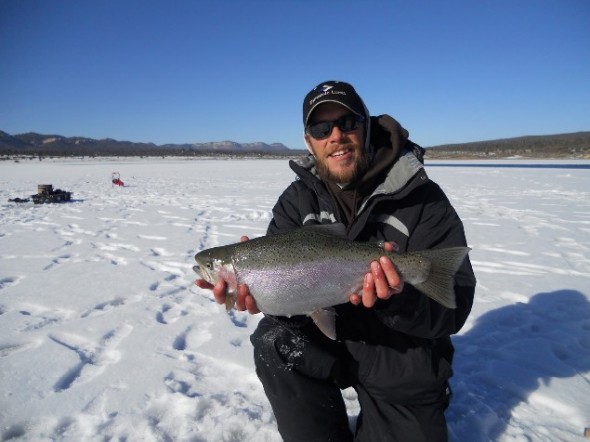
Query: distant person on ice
[[196, 80, 476, 441]]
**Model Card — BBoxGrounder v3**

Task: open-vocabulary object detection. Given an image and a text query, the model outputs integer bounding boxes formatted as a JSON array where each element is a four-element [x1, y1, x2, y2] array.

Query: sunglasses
[[305, 114, 365, 139]]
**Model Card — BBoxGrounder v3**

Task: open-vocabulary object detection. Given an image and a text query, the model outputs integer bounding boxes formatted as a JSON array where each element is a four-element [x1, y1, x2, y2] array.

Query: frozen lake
[[1, 157, 589, 441]]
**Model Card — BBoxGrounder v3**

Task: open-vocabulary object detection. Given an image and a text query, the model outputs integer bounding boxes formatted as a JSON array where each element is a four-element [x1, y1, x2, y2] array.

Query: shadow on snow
[[447, 289, 590, 440]]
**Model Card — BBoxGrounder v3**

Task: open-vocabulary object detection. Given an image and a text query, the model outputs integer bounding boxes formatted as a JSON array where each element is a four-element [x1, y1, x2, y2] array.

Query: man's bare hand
[[349, 241, 404, 307], [235, 283, 260, 314]]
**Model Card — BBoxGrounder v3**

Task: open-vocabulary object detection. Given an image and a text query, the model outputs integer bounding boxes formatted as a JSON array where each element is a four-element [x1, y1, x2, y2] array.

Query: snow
[[1, 157, 589, 441]]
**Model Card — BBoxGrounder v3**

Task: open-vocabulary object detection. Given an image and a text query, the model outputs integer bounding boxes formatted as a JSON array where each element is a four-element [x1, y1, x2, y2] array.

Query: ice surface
[[1, 158, 589, 441]]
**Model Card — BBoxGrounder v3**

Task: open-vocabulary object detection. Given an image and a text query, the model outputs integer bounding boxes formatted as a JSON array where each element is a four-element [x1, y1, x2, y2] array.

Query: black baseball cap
[[303, 81, 368, 126]]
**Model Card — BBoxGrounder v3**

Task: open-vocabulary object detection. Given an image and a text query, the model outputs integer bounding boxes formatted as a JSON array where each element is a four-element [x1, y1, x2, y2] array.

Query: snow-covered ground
[[1, 157, 589, 441]]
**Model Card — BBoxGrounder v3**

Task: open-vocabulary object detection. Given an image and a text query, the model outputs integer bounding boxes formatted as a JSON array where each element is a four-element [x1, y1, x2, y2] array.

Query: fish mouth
[[193, 264, 216, 285]]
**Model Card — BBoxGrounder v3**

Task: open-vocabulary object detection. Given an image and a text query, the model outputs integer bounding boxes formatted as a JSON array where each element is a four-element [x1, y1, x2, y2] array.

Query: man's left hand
[[349, 242, 403, 307]]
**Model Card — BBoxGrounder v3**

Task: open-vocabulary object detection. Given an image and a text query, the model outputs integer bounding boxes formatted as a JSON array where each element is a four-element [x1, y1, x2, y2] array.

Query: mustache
[[324, 143, 357, 156]]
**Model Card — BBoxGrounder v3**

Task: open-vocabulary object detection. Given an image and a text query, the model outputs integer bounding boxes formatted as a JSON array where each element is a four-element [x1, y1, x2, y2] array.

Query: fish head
[[193, 246, 236, 289]]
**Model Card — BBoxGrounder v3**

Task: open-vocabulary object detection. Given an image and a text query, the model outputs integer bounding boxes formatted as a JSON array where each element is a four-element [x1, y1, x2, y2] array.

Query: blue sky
[[1, 0, 588, 150]]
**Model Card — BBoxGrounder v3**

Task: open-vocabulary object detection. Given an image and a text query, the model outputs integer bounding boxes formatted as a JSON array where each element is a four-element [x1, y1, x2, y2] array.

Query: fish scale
[[194, 224, 470, 338]]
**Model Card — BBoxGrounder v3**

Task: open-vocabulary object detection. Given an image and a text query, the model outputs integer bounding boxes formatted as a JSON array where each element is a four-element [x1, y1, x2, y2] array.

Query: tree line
[[425, 131, 590, 159]]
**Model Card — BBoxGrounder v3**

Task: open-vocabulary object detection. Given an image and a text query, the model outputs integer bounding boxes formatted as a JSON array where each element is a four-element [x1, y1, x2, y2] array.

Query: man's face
[[305, 103, 368, 184]]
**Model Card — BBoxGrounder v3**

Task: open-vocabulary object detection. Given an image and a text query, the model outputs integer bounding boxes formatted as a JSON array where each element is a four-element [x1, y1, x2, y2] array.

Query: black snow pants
[[250, 316, 452, 442]]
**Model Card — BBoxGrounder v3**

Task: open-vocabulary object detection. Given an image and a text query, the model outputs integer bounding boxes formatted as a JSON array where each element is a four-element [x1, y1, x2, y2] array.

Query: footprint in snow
[[0, 276, 22, 291], [228, 310, 248, 328], [42, 254, 73, 271], [17, 304, 73, 332], [172, 325, 212, 351], [80, 295, 140, 318], [156, 303, 187, 324], [49, 324, 133, 392], [164, 371, 202, 398], [0, 340, 42, 358]]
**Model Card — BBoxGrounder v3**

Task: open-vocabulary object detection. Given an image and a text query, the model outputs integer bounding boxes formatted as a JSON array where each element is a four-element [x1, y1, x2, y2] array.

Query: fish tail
[[412, 247, 471, 309]]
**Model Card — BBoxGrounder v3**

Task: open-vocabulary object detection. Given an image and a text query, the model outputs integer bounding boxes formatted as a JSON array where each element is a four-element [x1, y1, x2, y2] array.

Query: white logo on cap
[[309, 85, 346, 106]]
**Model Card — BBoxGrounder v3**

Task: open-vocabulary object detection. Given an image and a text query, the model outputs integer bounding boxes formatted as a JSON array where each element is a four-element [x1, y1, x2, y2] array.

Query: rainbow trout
[[194, 224, 470, 338]]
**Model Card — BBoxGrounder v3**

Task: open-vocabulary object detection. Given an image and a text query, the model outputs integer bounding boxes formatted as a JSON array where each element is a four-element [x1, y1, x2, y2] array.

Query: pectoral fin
[[310, 308, 337, 340], [225, 294, 237, 312]]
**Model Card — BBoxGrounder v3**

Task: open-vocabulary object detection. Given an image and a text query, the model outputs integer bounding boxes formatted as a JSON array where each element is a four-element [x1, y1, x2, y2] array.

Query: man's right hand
[[194, 235, 261, 315], [194, 278, 261, 314]]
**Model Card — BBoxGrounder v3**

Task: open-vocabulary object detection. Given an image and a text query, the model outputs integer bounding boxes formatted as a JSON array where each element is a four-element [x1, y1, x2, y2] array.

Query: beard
[[315, 144, 370, 185]]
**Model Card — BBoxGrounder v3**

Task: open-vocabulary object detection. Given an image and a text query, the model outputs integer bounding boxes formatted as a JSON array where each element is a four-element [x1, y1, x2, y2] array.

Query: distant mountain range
[[1, 129, 589, 159], [0, 130, 295, 157]]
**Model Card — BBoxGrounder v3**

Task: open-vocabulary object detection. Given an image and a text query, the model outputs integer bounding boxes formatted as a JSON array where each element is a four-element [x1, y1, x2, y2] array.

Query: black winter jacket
[[266, 116, 476, 355]]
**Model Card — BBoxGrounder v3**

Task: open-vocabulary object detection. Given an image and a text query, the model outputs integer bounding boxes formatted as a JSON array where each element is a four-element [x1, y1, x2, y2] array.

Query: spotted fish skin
[[194, 224, 470, 317]]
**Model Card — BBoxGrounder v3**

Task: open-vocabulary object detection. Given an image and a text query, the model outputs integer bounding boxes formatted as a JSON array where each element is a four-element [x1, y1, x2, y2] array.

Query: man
[[196, 80, 476, 441]]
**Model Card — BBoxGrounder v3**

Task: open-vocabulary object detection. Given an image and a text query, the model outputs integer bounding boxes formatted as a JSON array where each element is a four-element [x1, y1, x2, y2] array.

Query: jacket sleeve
[[376, 182, 476, 338], [267, 182, 307, 235]]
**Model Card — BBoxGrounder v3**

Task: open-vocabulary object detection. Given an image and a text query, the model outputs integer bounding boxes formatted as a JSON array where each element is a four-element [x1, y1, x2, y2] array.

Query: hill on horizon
[[1, 129, 589, 159], [426, 131, 590, 159], [0, 130, 295, 157]]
